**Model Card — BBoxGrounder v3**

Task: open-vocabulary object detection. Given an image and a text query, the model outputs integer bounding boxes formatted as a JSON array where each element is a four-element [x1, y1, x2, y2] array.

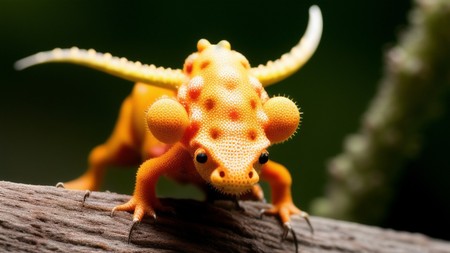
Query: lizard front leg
[[260, 160, 313, 237], [112, 143, 190, 241]]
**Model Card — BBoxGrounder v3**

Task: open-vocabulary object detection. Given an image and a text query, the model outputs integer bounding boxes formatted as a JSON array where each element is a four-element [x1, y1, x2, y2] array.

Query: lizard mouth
[[211, 183, 254, 196]]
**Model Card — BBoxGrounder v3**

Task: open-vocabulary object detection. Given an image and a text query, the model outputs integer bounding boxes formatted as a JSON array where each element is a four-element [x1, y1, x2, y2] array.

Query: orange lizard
[[16, 5, 322, 250]]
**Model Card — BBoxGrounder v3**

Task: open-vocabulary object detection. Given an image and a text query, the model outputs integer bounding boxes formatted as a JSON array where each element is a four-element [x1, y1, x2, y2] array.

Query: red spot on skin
[[250, 99, 257, 110], [210, 128, 220, 139], [187, 77, 203, 100], [180, 122, 200, 146], [229, 109, 240, 121], [200, 61, 210, 70], [205, 99, 215, 110], [185, 62, 193, 74], [254, 86, 262, 97], [250, 77, 263, 97], [248, 129, 257, 141], [188, 87, 201, 100]]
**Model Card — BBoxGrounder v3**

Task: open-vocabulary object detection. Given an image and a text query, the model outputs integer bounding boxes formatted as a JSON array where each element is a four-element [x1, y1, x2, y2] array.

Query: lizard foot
[[260, 202, 313, 253], [111, 197, 175, 243], [260, 203, 313, 235]]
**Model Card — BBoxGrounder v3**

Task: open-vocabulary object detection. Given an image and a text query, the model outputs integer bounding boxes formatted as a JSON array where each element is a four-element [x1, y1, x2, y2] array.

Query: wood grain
[[0, 181, 448, 253]]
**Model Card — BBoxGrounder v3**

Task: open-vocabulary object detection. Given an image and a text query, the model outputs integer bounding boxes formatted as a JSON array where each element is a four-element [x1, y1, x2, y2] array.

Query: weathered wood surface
[[0, 181, 448, 253]]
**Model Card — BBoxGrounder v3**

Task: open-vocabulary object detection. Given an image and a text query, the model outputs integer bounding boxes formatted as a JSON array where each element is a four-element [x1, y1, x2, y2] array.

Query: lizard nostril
[[219, 171, 225, 178], [248, 171, 253, 179]]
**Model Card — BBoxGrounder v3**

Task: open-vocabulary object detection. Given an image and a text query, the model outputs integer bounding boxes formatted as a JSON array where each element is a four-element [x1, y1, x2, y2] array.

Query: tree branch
[[0, 181, 448, 252]]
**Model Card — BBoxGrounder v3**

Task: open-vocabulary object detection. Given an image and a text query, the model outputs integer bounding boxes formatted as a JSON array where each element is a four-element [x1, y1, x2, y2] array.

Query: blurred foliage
[[313, 0, 450, 231], [1, 0, 449, 240]]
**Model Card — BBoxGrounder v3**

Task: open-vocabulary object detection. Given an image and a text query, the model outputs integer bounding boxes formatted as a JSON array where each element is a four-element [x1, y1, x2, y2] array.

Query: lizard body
[[16, 6, 322, 247]]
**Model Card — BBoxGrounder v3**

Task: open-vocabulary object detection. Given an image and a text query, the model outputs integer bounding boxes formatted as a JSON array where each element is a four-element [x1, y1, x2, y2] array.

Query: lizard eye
[[258, 152, 269, 164], [196, 153, 208, 163]]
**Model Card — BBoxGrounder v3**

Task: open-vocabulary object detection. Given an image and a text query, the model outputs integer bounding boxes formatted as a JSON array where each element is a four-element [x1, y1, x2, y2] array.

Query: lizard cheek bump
[[146, 98, 189, 144], [263, 96, 300, 144]]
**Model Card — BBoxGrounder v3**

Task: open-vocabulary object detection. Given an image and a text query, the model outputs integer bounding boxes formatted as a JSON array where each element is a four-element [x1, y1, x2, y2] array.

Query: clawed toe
[[111, 198, 166, 243], [300, 211, 314, 235], [258, 207, 277, 219], [259, 207, 313, 253], [282, 222, 299, 253], [259, 209, 266, 219], [82, 190, 91, 206], [128, 218, 140, 244], [55, 182, 65, 188], [127, 212, 157, 243], [111, 207, 117, 218]]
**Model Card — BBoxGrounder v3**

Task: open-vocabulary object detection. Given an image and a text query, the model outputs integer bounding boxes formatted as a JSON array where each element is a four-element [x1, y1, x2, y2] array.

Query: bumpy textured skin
[[112, 40, 303, 223], [16, 6, 322, 231]]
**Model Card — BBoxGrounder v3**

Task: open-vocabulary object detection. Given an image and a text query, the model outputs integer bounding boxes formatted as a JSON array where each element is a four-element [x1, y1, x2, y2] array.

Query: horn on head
[[251, 5, 323, 87], [15, 47, 185, 90]]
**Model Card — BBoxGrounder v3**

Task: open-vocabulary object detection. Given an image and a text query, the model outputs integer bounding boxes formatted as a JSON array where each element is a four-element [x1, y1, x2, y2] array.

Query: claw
[[128, 218, 140, 244], [282, 222, 299, 253], [127, 213, 156, 244], [55, 182, 65, 188], [282, 222, 290, 240], [259, 207, 308, 253], [111, 197, 168, 243], [82, 190, 91, 206], [300, 211, 314, 235], [259, 209, 266, 219]]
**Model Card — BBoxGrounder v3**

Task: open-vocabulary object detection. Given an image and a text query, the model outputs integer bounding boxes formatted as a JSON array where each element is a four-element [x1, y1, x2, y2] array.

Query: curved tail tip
[[14, 52, 47, 71], [309, 5, 323, 28], [14, 61, 24, 71], [309, 5, 322, 17], [14, 57, 32, 71]]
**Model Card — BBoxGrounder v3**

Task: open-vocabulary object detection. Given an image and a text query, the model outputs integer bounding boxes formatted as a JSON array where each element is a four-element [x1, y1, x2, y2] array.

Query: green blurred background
[[1, 0, 449, 241]]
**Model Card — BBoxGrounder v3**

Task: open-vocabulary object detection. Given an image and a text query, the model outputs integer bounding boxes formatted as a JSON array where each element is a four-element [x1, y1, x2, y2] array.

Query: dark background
[[1, 0, 449, 241]]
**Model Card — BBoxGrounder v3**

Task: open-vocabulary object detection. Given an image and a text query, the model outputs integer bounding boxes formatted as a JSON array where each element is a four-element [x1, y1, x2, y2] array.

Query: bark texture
[[0, 181, 449, 253]]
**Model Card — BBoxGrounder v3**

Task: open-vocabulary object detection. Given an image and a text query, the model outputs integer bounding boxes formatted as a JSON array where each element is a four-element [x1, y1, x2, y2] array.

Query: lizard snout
[[210, 166, 259, 195]]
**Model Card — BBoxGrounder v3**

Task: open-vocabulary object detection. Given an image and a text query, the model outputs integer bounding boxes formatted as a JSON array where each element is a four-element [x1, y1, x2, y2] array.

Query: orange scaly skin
[[16, 6, 322, 247], [113, 39, 301, 224]]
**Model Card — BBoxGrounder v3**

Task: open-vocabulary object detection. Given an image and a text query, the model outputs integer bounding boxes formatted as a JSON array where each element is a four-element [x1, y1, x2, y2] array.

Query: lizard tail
[[14, 47, 185, 90]]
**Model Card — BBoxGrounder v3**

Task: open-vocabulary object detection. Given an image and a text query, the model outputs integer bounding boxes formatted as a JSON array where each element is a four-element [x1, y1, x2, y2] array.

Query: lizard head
[[180, 40, 272, 195]]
